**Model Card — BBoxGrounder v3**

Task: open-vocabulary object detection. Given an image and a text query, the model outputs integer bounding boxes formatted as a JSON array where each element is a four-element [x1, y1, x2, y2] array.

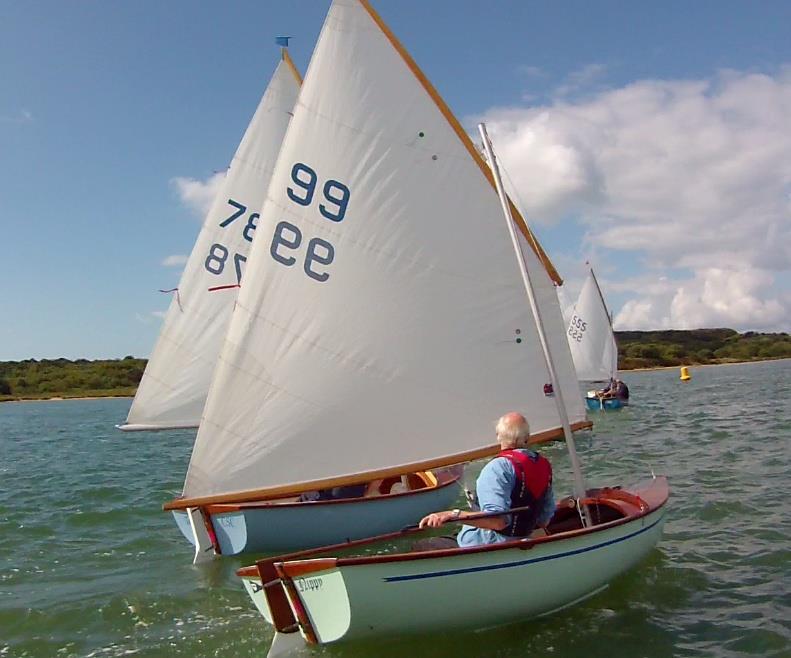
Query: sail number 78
[[203, 198, 258, 284]]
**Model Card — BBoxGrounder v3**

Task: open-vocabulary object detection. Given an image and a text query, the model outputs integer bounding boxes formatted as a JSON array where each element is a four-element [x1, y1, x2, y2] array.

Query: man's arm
[[419, 459, 511, 531], [419, 508, 507, 530]]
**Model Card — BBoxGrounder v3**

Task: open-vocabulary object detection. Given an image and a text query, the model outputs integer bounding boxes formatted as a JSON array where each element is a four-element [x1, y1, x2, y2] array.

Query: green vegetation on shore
[[616, 328, 791, 370], [0, 357, 144, 402], [0, 329, 789, 401]]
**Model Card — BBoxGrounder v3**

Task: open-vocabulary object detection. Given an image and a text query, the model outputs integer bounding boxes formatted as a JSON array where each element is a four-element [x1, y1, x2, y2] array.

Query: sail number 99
[[568, 314, 587, 342], [270, 162, 350, 282], [271, 221, 334, 282]]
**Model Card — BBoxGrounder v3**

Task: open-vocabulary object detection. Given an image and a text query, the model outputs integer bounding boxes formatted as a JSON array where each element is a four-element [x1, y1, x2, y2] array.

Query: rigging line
[[483, 142, 559, 288], [497, 157, 539, 242], [159, 287, 182, 312]]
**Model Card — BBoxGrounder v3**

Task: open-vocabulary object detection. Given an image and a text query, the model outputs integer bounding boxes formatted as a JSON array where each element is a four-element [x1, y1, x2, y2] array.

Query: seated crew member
[[613, 379, 629, 400], [418, 412, 554, 546], [599, 378, 629, 401], [597, 377, 617, 398], [297, 483, 368, 502]]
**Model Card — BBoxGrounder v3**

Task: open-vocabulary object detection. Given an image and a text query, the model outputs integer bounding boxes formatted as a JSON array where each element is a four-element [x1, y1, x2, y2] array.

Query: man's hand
[[419, 510, 458, 528]]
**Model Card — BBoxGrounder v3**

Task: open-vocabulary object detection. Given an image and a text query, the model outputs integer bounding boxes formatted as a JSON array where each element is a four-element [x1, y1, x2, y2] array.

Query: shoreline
[[2, 357, 788, 403], [623, 356, 791, 373], [0, 395, 134, 404]]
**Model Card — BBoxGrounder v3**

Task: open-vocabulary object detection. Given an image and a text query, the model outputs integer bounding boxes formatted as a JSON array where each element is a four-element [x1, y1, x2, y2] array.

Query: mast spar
[[478, 122, 591, 527]]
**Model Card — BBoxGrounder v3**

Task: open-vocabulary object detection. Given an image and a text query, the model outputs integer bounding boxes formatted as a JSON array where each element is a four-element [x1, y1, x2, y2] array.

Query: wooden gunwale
[[235, 478, 667, 582], [164, 421, 592, 510], [357, 0, 562, 286], [234, 501, 567, 579], [332, 478, 668, 569], [205, 469, 459, 513]]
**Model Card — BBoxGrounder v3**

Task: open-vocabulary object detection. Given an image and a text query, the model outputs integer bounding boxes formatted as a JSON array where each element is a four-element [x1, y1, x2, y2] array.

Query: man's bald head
[[495, 412, 530, 449]]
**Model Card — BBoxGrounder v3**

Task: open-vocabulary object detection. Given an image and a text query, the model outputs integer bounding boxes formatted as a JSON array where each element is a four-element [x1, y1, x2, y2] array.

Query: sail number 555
[[270, 162, 349, 282], [568, 314, 587, 342]]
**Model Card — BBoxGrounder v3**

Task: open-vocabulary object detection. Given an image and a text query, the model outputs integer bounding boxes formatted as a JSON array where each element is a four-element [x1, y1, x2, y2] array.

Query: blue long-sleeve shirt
[[457, 450, 555, 547]]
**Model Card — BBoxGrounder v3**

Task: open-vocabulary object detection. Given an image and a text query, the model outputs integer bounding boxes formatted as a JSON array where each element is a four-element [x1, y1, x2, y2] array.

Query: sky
[[1, 0, 789, 360]]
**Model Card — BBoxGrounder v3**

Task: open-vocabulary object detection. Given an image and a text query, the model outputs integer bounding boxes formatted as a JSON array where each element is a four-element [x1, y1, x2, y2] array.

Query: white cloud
[[479, 67, 791, 331], [151, 311, 167, 320], [171, 171, 226, 217], [161, 254, 188, 267], [518, 65, 545, 79], [0, 108, 33, 123], [553, 63, 608, 98]]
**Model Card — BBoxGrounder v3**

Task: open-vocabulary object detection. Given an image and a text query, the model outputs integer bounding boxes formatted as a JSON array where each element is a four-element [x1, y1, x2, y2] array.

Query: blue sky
[[2, 0, 790, 360]]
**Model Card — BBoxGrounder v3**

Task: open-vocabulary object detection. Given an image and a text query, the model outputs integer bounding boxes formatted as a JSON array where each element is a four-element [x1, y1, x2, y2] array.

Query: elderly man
[[419, 412, 555, 546]]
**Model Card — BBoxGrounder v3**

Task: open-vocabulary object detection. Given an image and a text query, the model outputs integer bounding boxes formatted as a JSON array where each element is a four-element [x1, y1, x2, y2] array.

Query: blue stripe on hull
[[383, 514, 664, 582]]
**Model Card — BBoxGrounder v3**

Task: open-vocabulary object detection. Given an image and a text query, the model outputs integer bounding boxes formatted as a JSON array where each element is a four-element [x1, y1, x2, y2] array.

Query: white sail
[[556, 285, 574, 326], [182, 0, 587, 500], [120, 53, 301, 431], [567, 268, 618, 381]]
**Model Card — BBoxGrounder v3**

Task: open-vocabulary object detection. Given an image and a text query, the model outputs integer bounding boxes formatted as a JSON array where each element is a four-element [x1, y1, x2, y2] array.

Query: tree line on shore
[[1, 329, 789, 401]]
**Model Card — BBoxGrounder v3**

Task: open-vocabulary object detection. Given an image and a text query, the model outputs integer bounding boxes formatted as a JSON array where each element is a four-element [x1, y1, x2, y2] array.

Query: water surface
[[1, 360, 789, 656]]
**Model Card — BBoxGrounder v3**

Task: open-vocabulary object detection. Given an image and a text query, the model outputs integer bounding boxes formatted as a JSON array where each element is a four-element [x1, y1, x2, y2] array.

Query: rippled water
[[1, 359, 789, 657]]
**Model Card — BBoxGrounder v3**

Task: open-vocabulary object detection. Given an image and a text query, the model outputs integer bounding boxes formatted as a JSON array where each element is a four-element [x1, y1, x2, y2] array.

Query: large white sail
[[120, 52, 301, 431], [567, 268, 618, 381], [181, 0, 587, 501]]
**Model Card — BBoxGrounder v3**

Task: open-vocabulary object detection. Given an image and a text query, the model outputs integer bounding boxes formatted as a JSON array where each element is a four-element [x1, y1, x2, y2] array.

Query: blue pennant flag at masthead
[[275, 36, 290, 47]]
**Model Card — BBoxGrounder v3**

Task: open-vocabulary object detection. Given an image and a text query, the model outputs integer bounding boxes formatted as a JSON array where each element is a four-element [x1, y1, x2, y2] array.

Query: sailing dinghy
[[162, 0, 591, 562], [566, 267, 625, 410], [118, 47, 302, 432], [234, 1, 668, 651]]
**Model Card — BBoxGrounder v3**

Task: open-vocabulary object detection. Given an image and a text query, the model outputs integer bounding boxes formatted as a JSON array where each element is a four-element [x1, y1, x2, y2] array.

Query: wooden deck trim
[[164, 421, 591, 510], [203, 469, 460, 513]]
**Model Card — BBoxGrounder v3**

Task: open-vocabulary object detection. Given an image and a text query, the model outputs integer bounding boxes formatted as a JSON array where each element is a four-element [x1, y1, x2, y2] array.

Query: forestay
[[120, 53, 301, 431], [567, 268, 618, 382], [181, 0, 587, 501]]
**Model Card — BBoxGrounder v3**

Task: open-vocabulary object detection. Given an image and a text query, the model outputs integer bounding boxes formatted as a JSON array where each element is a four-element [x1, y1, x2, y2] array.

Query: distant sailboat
[[161, 0, 589, 562], [118, 47, 302, 431], [233, 3, 667, 652], [566, 267, 625, 410]]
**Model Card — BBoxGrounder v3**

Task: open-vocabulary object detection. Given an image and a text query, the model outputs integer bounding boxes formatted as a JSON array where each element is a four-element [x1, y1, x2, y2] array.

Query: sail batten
[[121, 57, 301, 431], [182, 0, 586, 500]]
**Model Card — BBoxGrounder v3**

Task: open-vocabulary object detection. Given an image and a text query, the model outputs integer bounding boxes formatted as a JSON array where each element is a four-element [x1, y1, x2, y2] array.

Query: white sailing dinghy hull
[[239, 477, 668, 646], [171, 470, 461, 555]]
